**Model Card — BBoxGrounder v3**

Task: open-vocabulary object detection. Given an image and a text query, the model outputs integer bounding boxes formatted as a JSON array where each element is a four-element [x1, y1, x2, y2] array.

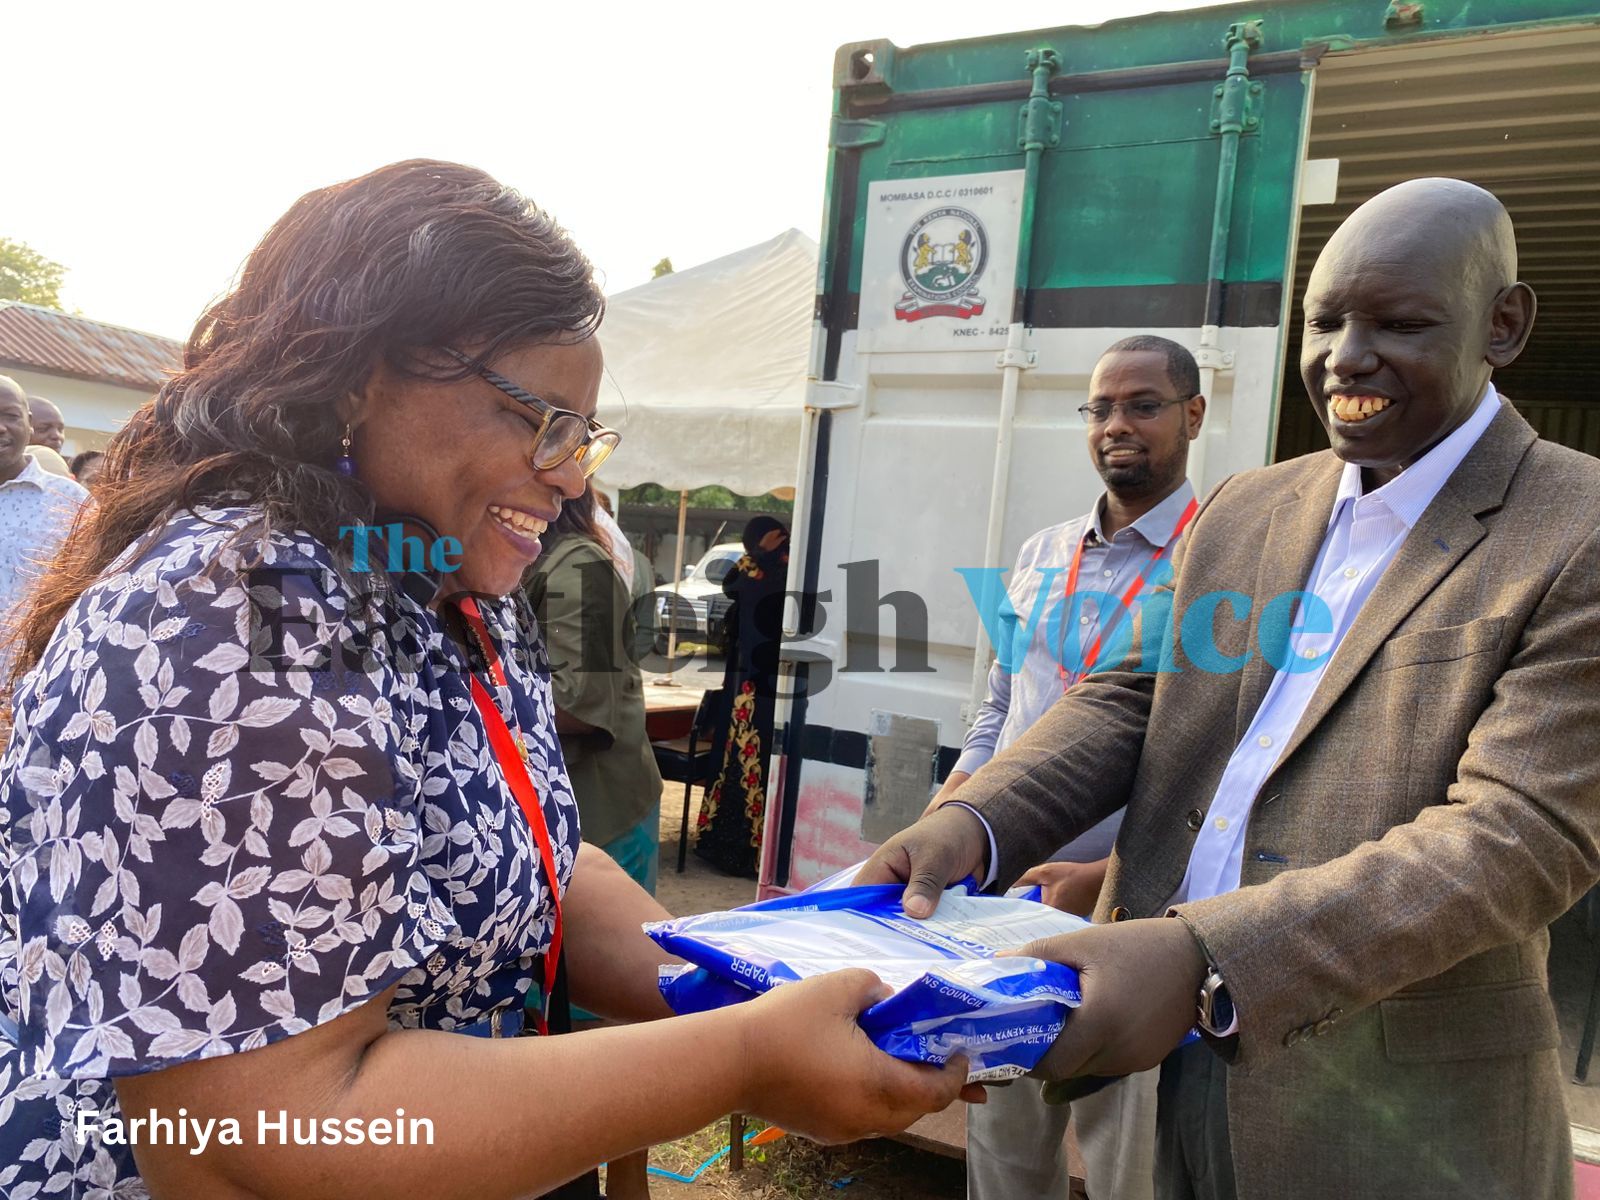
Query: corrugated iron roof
[[0, 302, 182, 392]]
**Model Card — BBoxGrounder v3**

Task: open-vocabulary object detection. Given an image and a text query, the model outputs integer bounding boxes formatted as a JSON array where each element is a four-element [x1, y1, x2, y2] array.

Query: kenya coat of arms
[[894, 206, 989, 322]]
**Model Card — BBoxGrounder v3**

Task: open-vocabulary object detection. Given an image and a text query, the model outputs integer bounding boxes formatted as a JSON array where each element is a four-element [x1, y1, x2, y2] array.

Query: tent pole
[[664, 488, 689, 679]]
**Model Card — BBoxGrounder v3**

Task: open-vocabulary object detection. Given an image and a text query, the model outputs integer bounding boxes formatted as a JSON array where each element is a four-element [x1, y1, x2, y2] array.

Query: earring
[[336, 424, 356, 476]]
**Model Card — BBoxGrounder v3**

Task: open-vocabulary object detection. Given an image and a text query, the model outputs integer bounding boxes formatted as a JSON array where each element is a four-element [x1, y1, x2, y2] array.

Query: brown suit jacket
[[964, 402, 1600, 1199]]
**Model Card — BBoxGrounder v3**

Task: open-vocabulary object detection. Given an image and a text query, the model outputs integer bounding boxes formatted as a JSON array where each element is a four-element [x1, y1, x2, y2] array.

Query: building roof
[[0, 302, 182, 392]]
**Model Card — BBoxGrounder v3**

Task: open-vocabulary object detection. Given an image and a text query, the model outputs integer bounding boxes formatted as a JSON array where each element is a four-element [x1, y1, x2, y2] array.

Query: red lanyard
[[457, 596, 563, 1036], [1058, 498, 1198, 690]]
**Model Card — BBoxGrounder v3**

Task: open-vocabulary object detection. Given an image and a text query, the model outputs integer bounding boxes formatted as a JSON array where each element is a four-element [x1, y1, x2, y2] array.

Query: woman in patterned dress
[[695, 517, 787, 878], [0, 161, 972, 1198]]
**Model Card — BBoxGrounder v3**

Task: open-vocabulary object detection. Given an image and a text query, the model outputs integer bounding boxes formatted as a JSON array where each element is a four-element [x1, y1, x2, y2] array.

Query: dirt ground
[[640, 653, 756, 920], [636, 1122, 965, 1199], [639, 761, 965, 1200], [654, 783, 762, 915]]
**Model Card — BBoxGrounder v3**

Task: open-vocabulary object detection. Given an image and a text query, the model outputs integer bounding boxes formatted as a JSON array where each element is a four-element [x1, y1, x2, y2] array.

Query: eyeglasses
[[445, 347, 620, 478], [1077, 397, 1187, 425]]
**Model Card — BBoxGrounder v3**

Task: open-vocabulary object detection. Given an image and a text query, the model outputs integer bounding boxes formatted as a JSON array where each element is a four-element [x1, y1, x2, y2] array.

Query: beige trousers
[[967, 1070, 1158, 1200]]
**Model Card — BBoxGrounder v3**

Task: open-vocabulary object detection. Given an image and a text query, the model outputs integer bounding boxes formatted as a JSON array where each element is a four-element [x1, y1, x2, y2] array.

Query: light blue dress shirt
[[1177, 384, 1504, 904], [0, 455, 87, 661], [956, 481, 1196, 863]]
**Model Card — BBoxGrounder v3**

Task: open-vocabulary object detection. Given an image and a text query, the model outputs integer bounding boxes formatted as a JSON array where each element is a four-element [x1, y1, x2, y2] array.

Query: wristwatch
[[1197, 969, 1234, 1037]]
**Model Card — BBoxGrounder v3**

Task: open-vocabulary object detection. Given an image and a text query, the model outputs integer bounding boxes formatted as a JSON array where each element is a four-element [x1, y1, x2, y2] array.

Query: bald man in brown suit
[[863, 179, 1600, 1199]]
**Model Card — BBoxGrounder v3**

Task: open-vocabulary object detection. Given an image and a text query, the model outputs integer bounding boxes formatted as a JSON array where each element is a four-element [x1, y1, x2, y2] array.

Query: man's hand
[[1007, 918, 1207, 1080], [1015, 858, 1110, 918], [853, 803, 989, 918], [920, 769, 972, 820]]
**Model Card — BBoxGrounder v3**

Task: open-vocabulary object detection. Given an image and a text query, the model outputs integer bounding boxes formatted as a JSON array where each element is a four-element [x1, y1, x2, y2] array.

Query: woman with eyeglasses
[[0, 160, 972, 1198]]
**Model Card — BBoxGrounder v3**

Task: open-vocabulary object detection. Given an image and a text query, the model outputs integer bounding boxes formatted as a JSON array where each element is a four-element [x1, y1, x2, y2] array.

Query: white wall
[[0, 366, 152, 456]]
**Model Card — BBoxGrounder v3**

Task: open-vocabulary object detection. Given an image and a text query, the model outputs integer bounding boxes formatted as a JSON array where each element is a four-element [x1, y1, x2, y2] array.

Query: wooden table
[[643, 681, 705, 741]]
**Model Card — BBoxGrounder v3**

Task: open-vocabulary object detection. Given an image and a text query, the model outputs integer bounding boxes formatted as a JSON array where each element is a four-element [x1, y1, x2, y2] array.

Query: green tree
[[621, 483, 792, 515], [651, 257, 674, 279], [0, 238, 67, 308]]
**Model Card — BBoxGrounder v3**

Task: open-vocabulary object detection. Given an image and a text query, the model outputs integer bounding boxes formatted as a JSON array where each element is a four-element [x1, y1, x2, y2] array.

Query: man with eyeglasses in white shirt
[[932, 335, 1205, 1200]]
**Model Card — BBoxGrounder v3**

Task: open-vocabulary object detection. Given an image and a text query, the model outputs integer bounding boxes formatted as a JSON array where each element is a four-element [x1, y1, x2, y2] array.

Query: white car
[[650, 542, 743, 654]]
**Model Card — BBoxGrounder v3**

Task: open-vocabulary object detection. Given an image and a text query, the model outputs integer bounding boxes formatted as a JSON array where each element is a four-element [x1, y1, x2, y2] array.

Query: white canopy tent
[[594, 227, 816, 663], [595, 227, 817, 498]]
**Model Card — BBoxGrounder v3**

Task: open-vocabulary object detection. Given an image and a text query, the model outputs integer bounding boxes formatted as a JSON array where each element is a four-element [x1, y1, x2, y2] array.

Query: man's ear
[[1184, 393, 1207, 441], [1486, 282, 1536, 369]]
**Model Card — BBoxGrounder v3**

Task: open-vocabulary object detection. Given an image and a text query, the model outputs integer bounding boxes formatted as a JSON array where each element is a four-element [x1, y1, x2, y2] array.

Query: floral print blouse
[[0, 506, 578, 1196]]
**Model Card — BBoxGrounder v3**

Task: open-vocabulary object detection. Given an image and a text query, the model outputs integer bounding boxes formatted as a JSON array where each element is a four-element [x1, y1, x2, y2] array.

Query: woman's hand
[[120, 967, 977, 1200], [735, 969, 981, 1143]]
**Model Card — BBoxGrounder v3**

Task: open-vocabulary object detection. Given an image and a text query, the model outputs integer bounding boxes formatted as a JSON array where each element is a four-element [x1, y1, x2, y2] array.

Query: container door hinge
[[830, 117, 887, 150], [996, 347, 1037, 370], [1195, 346, 1235, 370], [806, 379, 863, 410]]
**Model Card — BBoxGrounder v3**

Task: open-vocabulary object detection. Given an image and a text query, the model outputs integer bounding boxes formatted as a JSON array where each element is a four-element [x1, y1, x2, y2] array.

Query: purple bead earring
[[335, 424, 356, 476]]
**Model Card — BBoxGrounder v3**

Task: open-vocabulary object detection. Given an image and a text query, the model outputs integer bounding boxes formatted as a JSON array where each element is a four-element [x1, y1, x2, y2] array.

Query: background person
[[860, 177, 1597, 1200], [524, 482, 665, 1199], [525, 483, 662, 890], [694, 515, 788, 878], [0, 160, 972, 1199], [590, 489, 635, 589], [0, 375, 87, 668], [70, 448, 106, 489], [593, 487, 655, 660], [20, 444, 71, 477], [25, 394, 65, 453], [932, 335, 1203, 1200]]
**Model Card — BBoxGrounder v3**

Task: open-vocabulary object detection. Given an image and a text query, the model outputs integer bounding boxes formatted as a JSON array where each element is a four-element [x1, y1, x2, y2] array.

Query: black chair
[[652, 688, 724, 873]]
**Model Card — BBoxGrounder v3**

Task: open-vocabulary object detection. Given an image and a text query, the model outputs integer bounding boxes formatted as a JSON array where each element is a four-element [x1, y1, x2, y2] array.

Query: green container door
[[766, 1, 1600, 898]]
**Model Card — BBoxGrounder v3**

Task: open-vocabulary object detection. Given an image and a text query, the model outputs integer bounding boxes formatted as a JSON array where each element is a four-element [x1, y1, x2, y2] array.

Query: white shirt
[[1177, 384, 1504, 903], [0, 455, 88, 651], [966, 386, 1504, 915], [954, 482, 1195, 862]]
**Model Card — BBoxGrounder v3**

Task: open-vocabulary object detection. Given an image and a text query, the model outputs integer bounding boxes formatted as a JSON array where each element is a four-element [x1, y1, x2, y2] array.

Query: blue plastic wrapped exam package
[[645, 874, 1088, 1081]]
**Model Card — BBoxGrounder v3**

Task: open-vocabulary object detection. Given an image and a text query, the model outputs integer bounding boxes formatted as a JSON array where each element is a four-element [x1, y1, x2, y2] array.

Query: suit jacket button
[[1186, 809, 1204, 832], [1109, 906, 1131, 922], [1314, 1019, 1334, 1037], [1283, 1028, 1301, 1047]]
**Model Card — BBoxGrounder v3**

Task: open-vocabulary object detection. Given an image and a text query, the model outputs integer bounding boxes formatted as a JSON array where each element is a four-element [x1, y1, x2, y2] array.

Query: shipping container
[[761, 0, 1600, 1154]]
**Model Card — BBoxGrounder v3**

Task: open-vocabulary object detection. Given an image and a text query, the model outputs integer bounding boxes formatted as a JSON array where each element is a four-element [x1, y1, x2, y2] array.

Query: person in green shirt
[[525, 484, 663, 897], [594, 487, 657, 662], [524, 485, 664, 1200]]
